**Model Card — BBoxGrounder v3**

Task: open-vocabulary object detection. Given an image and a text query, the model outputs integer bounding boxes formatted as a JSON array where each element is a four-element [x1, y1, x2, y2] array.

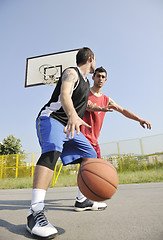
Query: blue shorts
[[36, 116, 97, 165]]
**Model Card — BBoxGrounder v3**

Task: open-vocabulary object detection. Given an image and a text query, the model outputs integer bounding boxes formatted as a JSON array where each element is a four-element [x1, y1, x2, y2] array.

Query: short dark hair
[[94, 66, 107, 77], [76, 47, 94, 65]]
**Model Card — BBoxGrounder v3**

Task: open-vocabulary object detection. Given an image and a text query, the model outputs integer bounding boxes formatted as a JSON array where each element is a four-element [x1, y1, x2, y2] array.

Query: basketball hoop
[[39, 64, 58, 85]]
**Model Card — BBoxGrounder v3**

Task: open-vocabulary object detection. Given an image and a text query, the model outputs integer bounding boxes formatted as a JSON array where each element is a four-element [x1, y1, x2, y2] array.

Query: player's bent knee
[[37, 151, 61, 170]]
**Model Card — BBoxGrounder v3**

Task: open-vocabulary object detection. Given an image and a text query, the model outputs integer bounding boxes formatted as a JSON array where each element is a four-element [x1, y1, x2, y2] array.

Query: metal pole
[[0, 156, 4, 179], [117, 141, 122, 172], [139, 138, 147, 170], [15, 154, 19, 178]]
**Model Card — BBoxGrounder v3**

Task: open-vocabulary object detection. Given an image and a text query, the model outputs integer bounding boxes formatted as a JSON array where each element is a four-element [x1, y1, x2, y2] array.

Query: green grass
[[0, 169, 163, 189], [118, 168, 163, 184], [0, 177, 33, 189]]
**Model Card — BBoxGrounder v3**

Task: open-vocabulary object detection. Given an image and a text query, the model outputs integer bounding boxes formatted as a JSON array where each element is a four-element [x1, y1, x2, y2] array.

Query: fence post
[[117, 141, 122, 172], [15, 154, 19, 178], [139, 138, 147, 170], [52, 163, 63, 187], [0, 155, 4, 179]]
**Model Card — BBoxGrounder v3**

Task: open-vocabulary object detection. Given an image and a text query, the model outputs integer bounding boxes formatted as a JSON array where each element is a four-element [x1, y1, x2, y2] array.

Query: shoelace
[[33, 209, 49, 227]]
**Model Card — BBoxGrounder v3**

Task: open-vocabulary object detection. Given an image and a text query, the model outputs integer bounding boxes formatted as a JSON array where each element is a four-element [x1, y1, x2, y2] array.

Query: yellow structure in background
[[52, 162, 63, 187], [100, 134, 163, 171], [0, 134, 163, 184]]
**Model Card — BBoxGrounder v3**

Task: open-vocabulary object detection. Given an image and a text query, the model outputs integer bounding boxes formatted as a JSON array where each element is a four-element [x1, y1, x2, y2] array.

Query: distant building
[[102, 155, 119, 168], [147, 154, 163, 164]]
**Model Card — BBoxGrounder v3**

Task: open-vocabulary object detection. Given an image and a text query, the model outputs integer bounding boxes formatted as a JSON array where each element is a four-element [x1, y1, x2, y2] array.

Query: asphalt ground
[[0, 183, 163, 240]]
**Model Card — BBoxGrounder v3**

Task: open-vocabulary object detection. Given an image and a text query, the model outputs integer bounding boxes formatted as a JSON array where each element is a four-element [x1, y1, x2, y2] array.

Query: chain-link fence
[[100, 134, 163, 171], [0, 134, 163, 181]]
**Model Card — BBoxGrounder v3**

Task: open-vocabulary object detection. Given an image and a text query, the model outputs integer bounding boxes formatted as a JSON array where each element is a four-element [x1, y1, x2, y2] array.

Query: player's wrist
[[101, 106, 106, 112], [138, 118, 143, 123], [67, 110, 78, 118]]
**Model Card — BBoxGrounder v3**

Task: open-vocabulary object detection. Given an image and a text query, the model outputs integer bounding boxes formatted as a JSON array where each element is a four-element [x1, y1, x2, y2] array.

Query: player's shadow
[[0, 219, 65, 239], [0, 198, 74, 238], [46, 199, 76, 212], [0, 198, 75, 212]]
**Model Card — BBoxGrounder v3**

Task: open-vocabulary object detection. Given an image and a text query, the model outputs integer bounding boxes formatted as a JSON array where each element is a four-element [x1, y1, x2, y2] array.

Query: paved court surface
[[0, 183, 163, 240]]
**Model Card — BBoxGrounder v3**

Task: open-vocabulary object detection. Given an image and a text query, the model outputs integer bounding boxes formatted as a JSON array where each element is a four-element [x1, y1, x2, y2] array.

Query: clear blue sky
[[0, 0, 163, 153]]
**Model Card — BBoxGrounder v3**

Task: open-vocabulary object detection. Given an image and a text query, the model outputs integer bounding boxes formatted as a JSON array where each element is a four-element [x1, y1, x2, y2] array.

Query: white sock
[[31, 189, 46, 206], [77, 188, 86, 202]]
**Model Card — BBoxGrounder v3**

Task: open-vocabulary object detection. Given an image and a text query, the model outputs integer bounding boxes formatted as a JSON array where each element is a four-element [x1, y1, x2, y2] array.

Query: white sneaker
[[74, 198, 107, 212], [26, 203, 58, 239]]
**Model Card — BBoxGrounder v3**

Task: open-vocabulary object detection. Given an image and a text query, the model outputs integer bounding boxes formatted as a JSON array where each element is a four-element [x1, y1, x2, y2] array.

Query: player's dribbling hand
[[64, 115, 91, 139]]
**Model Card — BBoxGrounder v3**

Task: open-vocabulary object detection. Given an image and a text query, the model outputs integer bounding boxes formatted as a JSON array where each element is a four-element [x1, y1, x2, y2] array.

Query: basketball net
[[39, 64, 58, 85]]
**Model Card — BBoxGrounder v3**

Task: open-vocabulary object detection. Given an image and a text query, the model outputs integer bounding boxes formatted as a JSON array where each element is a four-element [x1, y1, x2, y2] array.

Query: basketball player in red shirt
[[74, 66, 151, 211], [81, 66, 151, 158]]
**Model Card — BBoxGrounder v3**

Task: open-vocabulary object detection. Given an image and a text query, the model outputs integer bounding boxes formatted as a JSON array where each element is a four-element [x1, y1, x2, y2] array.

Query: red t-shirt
[[81, 91, 109, 145]]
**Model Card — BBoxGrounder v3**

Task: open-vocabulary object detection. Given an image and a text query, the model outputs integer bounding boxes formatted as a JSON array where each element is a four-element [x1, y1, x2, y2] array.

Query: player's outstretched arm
[[60, 68, 91, 139], [109, 98, 152, 129]]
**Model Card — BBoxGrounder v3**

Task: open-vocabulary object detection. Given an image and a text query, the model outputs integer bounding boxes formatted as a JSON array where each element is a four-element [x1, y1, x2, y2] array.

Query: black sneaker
[[74, 198, 107, 212], [26, 203, 58, 239]]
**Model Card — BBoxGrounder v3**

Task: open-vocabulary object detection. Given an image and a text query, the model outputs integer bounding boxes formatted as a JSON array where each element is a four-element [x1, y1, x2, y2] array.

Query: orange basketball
[[77, 158, 119, 202]]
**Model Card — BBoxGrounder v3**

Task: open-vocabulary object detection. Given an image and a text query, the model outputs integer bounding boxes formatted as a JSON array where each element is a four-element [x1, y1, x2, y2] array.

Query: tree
[[0, 135, 24, 155], [0, 135, 27, 178]]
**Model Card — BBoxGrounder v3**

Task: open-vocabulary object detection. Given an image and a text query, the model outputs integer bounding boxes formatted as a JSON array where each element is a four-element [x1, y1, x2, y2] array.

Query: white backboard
[[25, 49, 79, 87]]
